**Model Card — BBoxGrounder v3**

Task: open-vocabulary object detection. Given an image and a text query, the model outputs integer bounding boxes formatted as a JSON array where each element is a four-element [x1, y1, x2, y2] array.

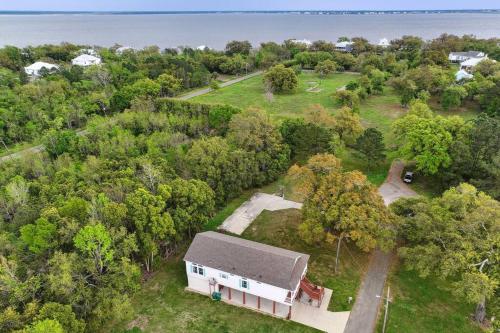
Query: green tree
[[225, 40, 252, 56], [20, 218, 57, 254], [334, 90, 360, 111], [157, 73, 182, 97], [394, 183, 499, 324], [315, 59, 338, 77], [354, 128, 386, 165], [289, 154, 396, 272], [392, 101, 469, 174], [36, 302, 85, 333], [126, 187, 175, 272], [441, 85, 467, 110], [167, 178, 215, 238], [263, 64, 298, 93], [74, 224, 114, 274], [334, 107, 363, 143], [26, 319, 64, 333]]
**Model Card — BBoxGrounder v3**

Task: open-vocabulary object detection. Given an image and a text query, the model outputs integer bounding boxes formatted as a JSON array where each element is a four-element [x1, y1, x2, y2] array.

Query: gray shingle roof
[[450, 51, 484, 58], [184, 231, 309, 290]]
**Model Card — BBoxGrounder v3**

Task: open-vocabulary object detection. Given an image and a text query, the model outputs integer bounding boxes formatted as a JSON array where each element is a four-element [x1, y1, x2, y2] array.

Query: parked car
[[403, 171, 414, 183]]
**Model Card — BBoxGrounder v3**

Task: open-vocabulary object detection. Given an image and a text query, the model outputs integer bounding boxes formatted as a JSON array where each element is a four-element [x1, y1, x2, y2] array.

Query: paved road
[[178, 71, 262, 100], [343, 160, 417, 333], [0, 72, 263, 165]]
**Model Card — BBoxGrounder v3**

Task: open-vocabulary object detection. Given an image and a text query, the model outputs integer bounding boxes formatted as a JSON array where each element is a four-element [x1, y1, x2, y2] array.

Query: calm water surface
[[0, 13, 499, 49]]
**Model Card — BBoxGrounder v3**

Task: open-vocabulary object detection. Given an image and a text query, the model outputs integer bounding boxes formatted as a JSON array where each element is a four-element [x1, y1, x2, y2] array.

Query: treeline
[[0, 98, 290, 332]]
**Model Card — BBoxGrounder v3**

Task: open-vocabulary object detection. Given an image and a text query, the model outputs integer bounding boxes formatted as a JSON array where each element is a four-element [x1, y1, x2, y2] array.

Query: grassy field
[[242, 209, 369, 312], [193, 72, 358, 120], [376, 262, 482, 333]]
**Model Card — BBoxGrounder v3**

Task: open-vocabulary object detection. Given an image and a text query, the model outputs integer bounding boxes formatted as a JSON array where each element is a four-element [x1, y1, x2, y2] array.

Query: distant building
[[448, 51, 485, 63], [184, 231, 325, 319], [290, 39, 313, 47], [116, 46, 136, 54], [335, 41, 354, 52], [71, 54, 102, 67], [196, 45, 209, 51], [378, 38, 390, 48], [24, 61, 59, 77], [455, 69, 473, 82]]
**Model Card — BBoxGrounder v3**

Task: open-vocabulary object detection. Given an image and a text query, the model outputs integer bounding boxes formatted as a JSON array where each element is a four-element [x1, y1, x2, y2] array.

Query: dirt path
[[0, 72, 263, 165], [343, 160, 417, 333]]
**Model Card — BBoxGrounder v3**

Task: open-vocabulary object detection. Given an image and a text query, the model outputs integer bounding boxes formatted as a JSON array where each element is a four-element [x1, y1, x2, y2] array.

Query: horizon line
[[1, 9, 500, 13]]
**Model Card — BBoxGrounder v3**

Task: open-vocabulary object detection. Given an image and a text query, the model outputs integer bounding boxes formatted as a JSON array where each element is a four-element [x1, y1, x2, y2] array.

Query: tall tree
[[73, 224, 114, 275], [354, 128, 386, 165], [393, 183, 499, 324]]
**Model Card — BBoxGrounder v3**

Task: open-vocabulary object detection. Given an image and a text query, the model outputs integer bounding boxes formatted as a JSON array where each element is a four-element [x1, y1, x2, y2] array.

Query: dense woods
[[0, 33, 499, 331]]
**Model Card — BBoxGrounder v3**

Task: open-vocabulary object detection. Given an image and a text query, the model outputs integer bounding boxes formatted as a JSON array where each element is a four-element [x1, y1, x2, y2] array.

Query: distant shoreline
[[1, 9, 500, 15]]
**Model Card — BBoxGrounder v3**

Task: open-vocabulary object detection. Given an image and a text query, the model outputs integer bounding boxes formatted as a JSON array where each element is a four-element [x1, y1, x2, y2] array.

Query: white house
[[448, 51, 485, 63], [460, 56, 488, 71], [71, 54, 102, 67], [455, 69, 474, 82], [335, 41, 354, 52], [290, 39, 313, 47], [24, 61, 59, 77], [196, 45, 209, 51], [184, 231, 324, 319], [78, 48, 98, 57], [378, 38, 390, 48]]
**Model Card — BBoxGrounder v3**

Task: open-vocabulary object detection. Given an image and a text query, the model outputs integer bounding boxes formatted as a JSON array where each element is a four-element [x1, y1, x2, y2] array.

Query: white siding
[[185, 261, 302, 305]]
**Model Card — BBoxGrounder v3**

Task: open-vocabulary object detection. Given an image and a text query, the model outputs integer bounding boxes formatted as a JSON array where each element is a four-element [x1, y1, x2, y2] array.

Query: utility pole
[[382, 286, 391, 333]]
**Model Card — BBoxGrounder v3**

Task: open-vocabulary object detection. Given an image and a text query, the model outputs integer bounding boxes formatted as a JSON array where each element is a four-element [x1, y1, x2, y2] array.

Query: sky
[[1, 0, 499, 11]]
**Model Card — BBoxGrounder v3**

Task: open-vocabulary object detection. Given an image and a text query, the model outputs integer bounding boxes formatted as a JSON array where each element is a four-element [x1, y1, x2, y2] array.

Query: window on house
[[191, 264, 205, 276], [220, 273, 228, 279], [240, 279, 249, 289]]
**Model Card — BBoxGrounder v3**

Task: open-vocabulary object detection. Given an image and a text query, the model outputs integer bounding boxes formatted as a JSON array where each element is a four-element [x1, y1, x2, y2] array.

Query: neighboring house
[[116, 46, 136, 54], [24, 61, 59, 77], [378, 38, 390, 48], [71, 54, 102, 67], [184, 231, 324, 319], [290, 39, 313, 47], [448, 51, 486, 63], [196, 45, 209, 51], [335, 41, 354, 52], [460, 56, 488, 71], [455, 69, 474, 82]]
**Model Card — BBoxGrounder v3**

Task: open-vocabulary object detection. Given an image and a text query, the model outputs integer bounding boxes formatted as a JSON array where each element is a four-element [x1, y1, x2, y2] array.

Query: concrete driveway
[[344, 160, 417, 333], [378, 159, 417, 205], [291, 288, 350, 333], [219, 192, 302, 235]]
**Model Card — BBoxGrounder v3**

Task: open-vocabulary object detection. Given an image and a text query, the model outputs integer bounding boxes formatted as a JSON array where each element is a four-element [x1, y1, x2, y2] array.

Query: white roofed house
[[184, 231, 325, 319], [116, 46, 136, 54], [460, 56, 489, 72], [24, 61, 59, 77], [290, 39, 313, 47], [71, 54, 102, 67], [335, 41, 354, 52], [378, 38, 390, 48], [448, 51, 485, 63]]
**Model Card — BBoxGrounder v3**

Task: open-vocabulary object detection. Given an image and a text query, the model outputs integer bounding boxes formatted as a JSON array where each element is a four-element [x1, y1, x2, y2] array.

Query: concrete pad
[[219, 192, 303, 235], [291, 292, 350, 333]]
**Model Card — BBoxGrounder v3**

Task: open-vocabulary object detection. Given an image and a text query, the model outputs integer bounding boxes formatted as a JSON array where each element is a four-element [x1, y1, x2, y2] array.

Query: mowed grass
[[241, 209, 369, 312], [105, 256, 319, 333], [377, 263, 482, 333], [192, 72, 358, 120]]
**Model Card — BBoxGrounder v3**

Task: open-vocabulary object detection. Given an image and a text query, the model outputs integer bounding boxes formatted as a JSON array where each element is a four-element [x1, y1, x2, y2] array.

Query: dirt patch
[[127, 315, 150, 331], [383, 104, 407, 118]]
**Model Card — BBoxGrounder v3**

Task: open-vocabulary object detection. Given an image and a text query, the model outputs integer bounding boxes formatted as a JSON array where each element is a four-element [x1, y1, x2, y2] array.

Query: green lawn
[[105, 256, 319, 333], [192, 72, 357, 120], [241, 209, 369, 312], [377, 263, 482, 333]]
